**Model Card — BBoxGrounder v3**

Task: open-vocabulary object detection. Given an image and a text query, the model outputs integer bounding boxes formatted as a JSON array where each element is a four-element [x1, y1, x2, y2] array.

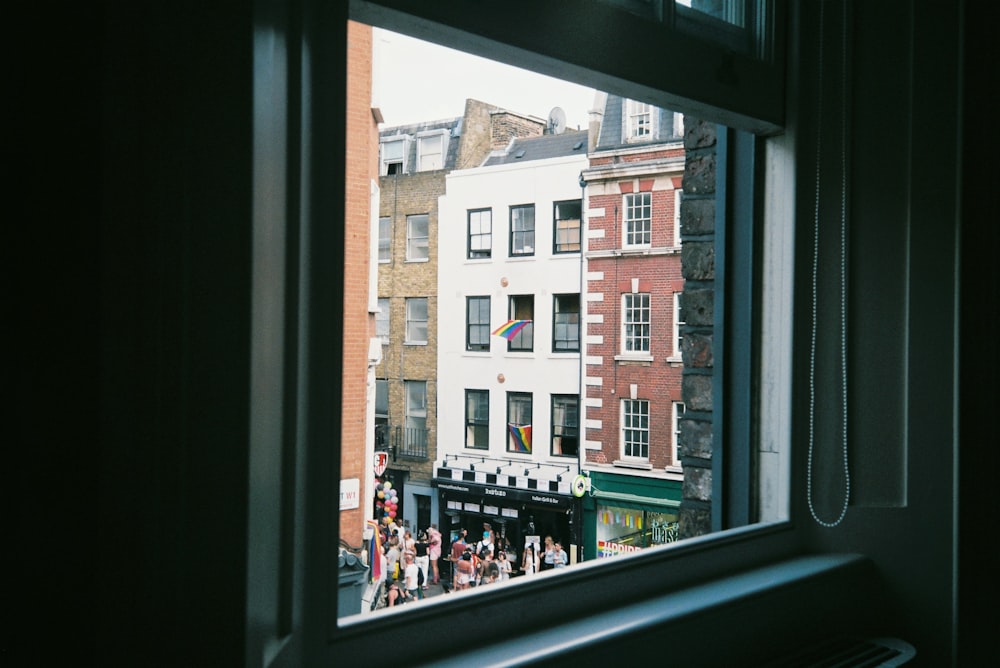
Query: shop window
[[596, 504, 679, 557]]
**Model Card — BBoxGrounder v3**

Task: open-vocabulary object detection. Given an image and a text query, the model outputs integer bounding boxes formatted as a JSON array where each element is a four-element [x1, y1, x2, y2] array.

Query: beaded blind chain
[[807, 0, 851, 528]]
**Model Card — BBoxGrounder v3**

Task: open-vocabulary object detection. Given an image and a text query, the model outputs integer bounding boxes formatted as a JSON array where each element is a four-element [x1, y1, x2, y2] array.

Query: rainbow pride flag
[[366, 518, 383, 583], [492, 319, 532, 340], [508, 423, 532, 453]]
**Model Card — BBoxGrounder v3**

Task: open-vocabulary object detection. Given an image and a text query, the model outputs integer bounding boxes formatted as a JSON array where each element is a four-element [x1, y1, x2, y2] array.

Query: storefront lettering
[[530, 495, 560, 504], [438, 483, 471, 493], [484, 488, 507, 497], [597, 540, 643, 558], [651, 520, 679, 544]]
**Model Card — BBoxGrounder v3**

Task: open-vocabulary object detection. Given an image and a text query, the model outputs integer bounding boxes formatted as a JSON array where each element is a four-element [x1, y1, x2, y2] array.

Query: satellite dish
[[548, 106, 567, 135]]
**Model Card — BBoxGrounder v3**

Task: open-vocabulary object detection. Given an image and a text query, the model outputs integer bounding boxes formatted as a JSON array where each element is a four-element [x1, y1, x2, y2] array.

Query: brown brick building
[[374, 100, 543, 533]]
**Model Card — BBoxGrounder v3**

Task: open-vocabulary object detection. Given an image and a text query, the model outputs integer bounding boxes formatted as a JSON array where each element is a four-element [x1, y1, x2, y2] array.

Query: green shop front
[[580, 471, 682, 561]]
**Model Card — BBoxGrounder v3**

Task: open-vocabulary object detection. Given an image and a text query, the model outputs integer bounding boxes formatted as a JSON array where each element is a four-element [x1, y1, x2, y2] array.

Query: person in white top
[[402, 552, 421, 599], [521, 542, 539, 575], [497, 551, 512, 581]]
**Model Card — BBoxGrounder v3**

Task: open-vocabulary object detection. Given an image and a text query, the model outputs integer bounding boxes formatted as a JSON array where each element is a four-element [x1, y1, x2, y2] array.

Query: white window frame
[[672, 291, 684, 359], [621, 398, 650, 461], [673, 189, 683, 248], [406, 213, 429, 261], [671, 401, 685, 468], [416, 130, 448, 172], [380, 136, 408, 175], [376, 297, 390, 345], [622, 292, 651, 355], [623, 192, 652, 248], [405, 380, 427, 441], [405, 297, 428, 344], [625, 99, 655, 140], [378, 216, 391, 262], [672, 111, 685, 139]]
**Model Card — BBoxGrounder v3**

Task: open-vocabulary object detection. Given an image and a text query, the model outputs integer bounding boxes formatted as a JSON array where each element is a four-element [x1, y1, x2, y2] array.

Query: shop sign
[[597, 540, 643, 558], [374, 451, 389, 477], [436, 481, 572, 509], [339, 478, 360, 510]]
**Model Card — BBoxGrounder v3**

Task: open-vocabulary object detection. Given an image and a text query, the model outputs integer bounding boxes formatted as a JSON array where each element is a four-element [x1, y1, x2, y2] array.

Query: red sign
[[374, 451, 389, 477]]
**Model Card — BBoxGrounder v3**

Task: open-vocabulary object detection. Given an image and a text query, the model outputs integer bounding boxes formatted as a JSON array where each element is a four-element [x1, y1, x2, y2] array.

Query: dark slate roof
[[481, 129, 589, 166], [379, 116, 463, 172], [594, 93, 681, 151]]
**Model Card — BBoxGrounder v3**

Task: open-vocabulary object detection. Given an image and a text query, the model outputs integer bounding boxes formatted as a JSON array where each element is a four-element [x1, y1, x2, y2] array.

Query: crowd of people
[[377, 520, 569, 608], [378, 521, 443, 606]]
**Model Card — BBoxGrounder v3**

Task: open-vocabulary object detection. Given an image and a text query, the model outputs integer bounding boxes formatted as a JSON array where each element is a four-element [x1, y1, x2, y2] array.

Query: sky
[[373, 28, 596, 131]]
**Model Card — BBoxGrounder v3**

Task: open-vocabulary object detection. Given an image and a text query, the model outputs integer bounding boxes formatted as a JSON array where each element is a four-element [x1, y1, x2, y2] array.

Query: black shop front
[[434, 479, 581, 572]]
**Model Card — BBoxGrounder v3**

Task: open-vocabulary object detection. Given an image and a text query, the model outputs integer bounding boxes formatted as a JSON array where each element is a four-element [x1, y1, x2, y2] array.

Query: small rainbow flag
[[508, 423, 532, 453], [492, 320, 532, 340]]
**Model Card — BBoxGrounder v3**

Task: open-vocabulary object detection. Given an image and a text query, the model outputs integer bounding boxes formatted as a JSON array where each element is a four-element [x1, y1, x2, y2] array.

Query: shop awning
[[590, 488, 680, 509]]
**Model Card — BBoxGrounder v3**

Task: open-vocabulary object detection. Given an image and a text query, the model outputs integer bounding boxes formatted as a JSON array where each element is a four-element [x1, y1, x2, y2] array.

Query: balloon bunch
[[374, 479, 398, 524]]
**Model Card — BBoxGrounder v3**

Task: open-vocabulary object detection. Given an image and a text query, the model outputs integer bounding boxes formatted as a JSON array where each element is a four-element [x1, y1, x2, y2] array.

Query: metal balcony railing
[[374, 423, 429, 461]]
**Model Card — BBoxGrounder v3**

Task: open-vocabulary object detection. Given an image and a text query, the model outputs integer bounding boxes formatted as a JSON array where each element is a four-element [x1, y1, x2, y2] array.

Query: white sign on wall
[[340, 478, 360, 510]]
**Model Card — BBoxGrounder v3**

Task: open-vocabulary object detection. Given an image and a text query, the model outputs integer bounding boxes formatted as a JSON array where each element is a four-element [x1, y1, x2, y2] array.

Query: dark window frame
[[467, 208, 492, 259], [552, 293, 580, 353], [466, 296, 491, 352], [509, 203, 536, 257], [551, 394, 579, 457], [465, 389, 489, 450], [507, 294, 534, 352], [506, 391, 533, 454], [553, 199, 582, 254]]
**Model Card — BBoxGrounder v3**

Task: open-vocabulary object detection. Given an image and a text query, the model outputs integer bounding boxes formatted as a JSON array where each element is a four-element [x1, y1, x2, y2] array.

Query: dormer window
[[380, 137, 407, 175], [416, 130, 448, 171], [626, 99, 654, 140]]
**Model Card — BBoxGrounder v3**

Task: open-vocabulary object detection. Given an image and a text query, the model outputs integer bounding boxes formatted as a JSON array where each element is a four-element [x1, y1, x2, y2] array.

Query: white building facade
[[435, 128, 588, 565]]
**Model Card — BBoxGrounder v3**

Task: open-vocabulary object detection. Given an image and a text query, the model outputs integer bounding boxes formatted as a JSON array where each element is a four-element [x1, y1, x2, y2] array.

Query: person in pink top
[[427, 524, 442, 585]]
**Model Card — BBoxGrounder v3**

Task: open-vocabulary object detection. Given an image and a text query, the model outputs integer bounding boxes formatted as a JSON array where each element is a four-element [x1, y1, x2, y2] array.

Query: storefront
[[433, 476, 581, 571], [580, 470, 682, 562]]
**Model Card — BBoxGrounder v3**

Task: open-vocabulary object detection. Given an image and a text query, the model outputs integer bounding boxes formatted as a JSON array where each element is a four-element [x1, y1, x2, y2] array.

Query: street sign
[[374, 451, 389, 477]]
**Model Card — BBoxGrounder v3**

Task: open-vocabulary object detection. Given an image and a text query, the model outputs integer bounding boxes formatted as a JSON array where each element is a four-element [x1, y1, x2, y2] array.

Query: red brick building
[[340, 19, 380, 550], [579, 93, 686, 559]]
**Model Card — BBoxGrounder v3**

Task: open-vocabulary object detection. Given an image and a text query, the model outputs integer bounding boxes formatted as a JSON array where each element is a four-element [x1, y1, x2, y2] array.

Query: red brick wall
[[584, 177, 684, 470], [341, 20, 377, 547]]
